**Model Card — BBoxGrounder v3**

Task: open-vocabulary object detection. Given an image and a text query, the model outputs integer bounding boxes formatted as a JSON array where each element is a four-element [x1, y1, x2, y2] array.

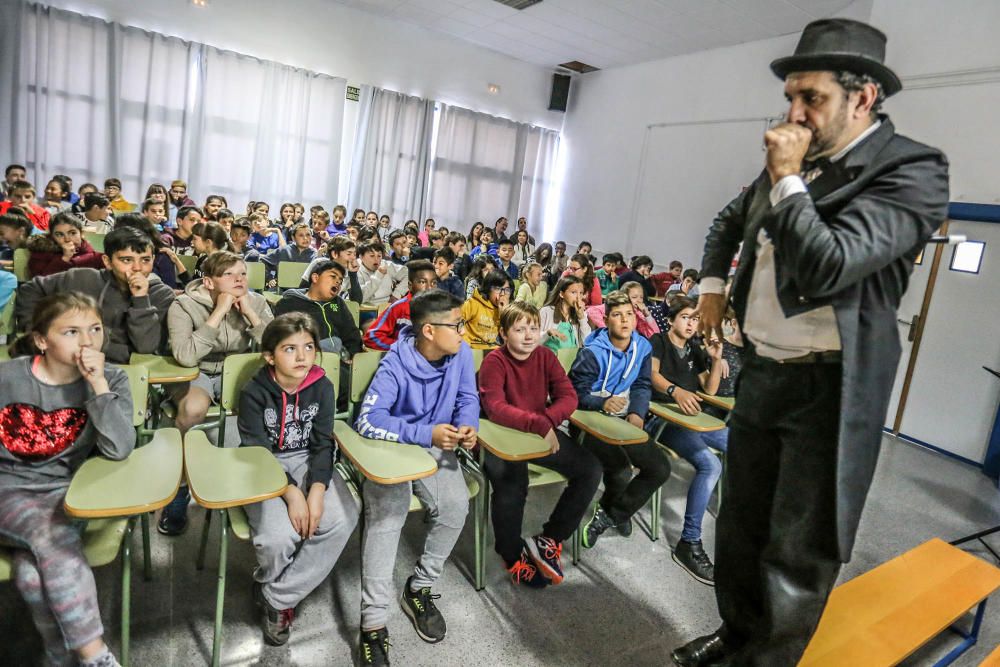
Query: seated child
[[479, 302, 600, 587], [26, 212, 104, 277], [618, 255, 657, 301], [248, 213, 286, 256], [569, 291, 668, 547], [262, 223, 317, 288], [161, 205, 203, 256], [357, 239, 407, 305], [433, 247, 464, 301], [0, 180, 50, 232], [363, 259, 437, 351], [158, 251, 274, 534], [229, 220, 253, 257], [468, 228, 496, 260], [0, 206, 33, 266], [514, 261, 548, 308], [586, 280, 660, 339], [595, 253, 621, 296], [461, 271, 511, 350], [463, 255, 494, 299], [18, 227, 177, 363], [188, 221, 236, 282], [354, 290, 478, 666], [666, 268, 700, 298], [495, 239, 519, 280], [539, 276, 591, 351], [239, 314, 360, 646], [1, 292, 134, 667], [645, 295, 727, 585]]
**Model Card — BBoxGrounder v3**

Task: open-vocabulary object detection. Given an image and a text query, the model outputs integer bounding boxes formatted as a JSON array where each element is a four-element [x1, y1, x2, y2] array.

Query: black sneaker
[[582, 506, 616, 549], [400, 576, 446, 643], [526, 535, 564, 584], [672, 540, 715, 586], [616, 518, 633, 537], [253, 582, 293, 646], [506, 546, 550, 589], [359, 628, 390, 666], [157, 488, 189, 536]]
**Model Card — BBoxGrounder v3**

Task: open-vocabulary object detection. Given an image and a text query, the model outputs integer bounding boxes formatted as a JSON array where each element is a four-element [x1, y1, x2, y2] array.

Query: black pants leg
[[582, 431, 671, 525], [484, 431, 602, 564], [714, 355, 843, 666]]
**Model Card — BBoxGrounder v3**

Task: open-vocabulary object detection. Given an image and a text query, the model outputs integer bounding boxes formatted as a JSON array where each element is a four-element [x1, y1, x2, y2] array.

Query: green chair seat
[[264, 291, 282, 305], [527, 463, 569, 487], [227, 507, 251, 541], [556, 347, 578, 373], [246, 262, 265, 291]]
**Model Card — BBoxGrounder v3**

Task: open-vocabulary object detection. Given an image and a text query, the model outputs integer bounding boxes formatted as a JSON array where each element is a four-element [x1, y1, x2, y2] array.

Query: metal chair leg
[[571, 527, 581, 565], [475, 477, 489, 591], [196, 508, 213, 571], [140, 513, 152, 581], [121, 518, 134, 667], [650, 487, 661, 542], [211, 510, 229, 667]]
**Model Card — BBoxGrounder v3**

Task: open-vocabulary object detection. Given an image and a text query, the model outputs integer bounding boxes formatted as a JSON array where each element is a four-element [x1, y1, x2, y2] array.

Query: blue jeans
[[647, 417, 729, 542]]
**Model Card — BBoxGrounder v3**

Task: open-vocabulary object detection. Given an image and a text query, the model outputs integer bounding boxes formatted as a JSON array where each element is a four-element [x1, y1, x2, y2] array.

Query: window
[[949, 240, 985, 274]]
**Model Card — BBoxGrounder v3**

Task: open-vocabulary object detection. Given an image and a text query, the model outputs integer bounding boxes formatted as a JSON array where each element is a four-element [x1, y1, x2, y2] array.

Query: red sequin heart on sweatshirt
[[0, 404, 88, 458]]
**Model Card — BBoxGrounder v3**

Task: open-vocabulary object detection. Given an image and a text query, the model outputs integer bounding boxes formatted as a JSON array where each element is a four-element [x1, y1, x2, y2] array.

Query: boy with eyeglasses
[[354, 289, 478, 666]]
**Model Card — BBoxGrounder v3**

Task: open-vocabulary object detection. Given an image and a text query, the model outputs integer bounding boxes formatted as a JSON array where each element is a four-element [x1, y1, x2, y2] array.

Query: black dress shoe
[[671, 632, 731, 667]]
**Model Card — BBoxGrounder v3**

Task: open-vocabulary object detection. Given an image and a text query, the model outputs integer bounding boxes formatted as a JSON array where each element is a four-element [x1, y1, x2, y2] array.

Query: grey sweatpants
[[360, 447, 469, 631], [245, 451, 360, 610]]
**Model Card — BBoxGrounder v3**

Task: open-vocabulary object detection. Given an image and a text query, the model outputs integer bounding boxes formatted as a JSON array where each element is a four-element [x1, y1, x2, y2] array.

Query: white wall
[[556, 0, 1000, 265], [39, 0, 564, 131]]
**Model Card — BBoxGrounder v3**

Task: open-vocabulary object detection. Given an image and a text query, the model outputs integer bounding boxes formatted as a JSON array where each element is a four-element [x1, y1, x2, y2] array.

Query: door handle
[[897, 315, 919, 342]]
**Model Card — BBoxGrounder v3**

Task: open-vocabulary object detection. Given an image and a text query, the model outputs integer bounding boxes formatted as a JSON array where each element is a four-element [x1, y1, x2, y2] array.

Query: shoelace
[[412, 588, 441, 614], [538, 537, 563, 562], [363, 632, 391, 662], [509, 558, 538, 584]]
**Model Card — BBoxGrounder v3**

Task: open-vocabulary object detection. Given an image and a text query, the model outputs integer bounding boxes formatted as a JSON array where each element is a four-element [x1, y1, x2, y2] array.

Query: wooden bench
[[800, 538, 1000, 667]]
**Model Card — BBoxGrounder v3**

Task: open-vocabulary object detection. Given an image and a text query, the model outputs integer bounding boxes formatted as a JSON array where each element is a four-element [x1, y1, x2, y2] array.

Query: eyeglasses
[[496, 288, 512, 295], [429, 321, 466, 333]]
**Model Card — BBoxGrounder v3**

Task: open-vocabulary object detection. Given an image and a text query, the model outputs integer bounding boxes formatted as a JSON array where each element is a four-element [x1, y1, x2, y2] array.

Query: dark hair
[[545, 275, 585, 326], [4, 164, 25, 176], [479, 270, 509, 297], [434, 247, 456, 265], [145, 183, 167, 200], [261, 312, 320, 355], [666, 295, 698, 320], [10, 292, 101, 358], [328, 235, 356, 256], [407, 259, 435, 282], [604, 290, 632, 317], [217, 208, 234, 221], [289, 222, 312, 239], [668, 260, 683, 270], [533, 243, 553, 266], [113, 213, 165, 250], [387, 230, 407, 247], [357, 239, 384, 257], [569, 253, 595, 288], [410, 289, 463, 332], [497, 238, 514, 249], [177, 205, 202, 222], [835, 70, 885, 117], [9, 180, 34, 194], [601, 253, 618, 265], [577, 241, 592, 251], [309, 259, 346, 279], [205, 194, 227, 207], [464, 255, 494, 292], [682, 268, 700, 281], [49, 211, 83, 234], [467, 221, 484, 245], [104, 178, 122, 189], [445, 231, 466, 247], [0, 208, 33, 236], [83, 192, 110, 211], [104, 226, 154, 257], [192, 221, 235, 253], [631, 255, 653, 271], [46, 177, 68, 196], [231, 220, 252, 235]]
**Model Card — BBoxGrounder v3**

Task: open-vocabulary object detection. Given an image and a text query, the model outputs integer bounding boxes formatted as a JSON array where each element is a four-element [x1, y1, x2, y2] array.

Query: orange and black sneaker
[[527, 535, 565, 584], [506, 544, 549, 588]]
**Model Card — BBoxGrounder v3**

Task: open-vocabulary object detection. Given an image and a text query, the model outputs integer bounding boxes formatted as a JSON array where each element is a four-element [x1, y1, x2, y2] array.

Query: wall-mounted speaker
[[548, 73, 571, 112]]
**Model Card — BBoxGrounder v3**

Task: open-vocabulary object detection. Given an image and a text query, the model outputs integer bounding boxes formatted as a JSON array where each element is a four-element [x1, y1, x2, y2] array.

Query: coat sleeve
[[347, 271, 363, 303], [569, 348, 605, 411], [354, 364, 433, 447], [626, 354, 652, 418], [701, 178, 756, 281], [765, 152, 949, 298], [126, 283, 176, 355], [86, 367, 136, 461], [364, 301, 400, 350]]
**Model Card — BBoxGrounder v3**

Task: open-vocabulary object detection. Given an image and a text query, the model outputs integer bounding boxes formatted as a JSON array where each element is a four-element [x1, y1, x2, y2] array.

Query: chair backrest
[[120, 364, 150, 429], [0, 291, 15, 336], [178, 254, 198, 274], [346, 300, 360, 328], [471, 348, 485, 372], [83, 232, 105, 253], [557, 346, 579, 374], [221, 351, 341, 414], [246, 261, 265, 291], [13, 249, 30, 282], [350, 351, 385, 404], [277, 262, 310, 289]]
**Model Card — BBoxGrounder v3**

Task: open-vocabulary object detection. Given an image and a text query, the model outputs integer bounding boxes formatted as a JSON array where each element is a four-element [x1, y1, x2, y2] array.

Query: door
[[884, 249, 932, 429], [895, 219, 1000, 464]]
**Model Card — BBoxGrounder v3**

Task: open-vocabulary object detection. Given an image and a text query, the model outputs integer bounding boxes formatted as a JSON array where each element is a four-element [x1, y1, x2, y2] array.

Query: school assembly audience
[[2, 166, 717, 667]]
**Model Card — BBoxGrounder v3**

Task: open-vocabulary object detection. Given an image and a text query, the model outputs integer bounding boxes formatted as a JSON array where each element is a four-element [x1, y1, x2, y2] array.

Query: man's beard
[[805, 99, 849, 160]]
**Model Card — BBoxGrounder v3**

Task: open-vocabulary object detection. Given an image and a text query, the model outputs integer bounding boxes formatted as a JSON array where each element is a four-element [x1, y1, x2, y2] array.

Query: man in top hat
[[672, 18, 949, 667]]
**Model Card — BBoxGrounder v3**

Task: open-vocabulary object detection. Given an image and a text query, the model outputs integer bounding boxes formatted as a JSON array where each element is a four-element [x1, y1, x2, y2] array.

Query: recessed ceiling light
[[487, 83, 501, 95], [192, 0, 208, 7]]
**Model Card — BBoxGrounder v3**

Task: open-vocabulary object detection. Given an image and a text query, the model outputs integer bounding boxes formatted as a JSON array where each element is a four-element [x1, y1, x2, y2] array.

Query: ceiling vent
[[559, 61, 600, 74], [492, 0, 543, 10]]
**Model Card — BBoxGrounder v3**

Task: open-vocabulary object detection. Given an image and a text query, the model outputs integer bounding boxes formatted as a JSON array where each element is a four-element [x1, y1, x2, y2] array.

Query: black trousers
[[483, 431, 602, 565], [715, 352, 843, 666], [581, 429, 672, 525]]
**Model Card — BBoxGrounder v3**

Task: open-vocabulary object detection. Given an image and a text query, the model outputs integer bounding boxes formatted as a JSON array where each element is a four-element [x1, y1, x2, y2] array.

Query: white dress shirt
[[700, 121, 881, 360]]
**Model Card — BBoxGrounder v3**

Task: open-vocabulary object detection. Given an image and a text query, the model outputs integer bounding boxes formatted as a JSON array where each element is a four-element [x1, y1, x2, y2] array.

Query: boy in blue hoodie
[[568, 290, 669, 549], [353, 290, 478, 666]]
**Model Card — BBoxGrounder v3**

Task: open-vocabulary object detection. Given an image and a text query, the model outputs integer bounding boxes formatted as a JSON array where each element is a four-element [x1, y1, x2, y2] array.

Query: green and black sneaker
[[582, 505, 616, 548], [359, 627, 390, 666], [400, 575, 447, 643]]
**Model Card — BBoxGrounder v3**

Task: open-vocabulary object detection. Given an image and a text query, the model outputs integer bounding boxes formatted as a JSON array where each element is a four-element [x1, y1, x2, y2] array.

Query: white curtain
[[427, 103, 560, 232], [0, 1, 346, 209], [348, 86, 434, 223]]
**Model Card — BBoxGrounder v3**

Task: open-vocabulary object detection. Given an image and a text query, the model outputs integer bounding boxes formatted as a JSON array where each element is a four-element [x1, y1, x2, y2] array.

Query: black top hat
[[770, 18, 901, 96]]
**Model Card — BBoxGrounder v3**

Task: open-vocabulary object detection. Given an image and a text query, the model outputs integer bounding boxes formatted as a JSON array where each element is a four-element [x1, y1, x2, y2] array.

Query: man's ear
[[101, 254, 112, 271]]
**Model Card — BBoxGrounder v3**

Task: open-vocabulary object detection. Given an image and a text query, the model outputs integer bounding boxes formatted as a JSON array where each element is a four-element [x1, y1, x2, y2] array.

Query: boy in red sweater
[[478, 301, 601, 587], [363, 260, 437, 350]]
